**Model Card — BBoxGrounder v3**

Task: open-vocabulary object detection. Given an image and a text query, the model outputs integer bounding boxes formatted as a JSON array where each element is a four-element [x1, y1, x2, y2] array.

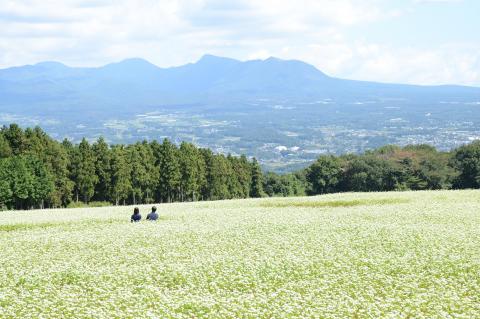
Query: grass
[[0, 219, 122, 232], [0, 190, 479, 318], [260, 197, 410, 208], [66, 201, 113, 208]]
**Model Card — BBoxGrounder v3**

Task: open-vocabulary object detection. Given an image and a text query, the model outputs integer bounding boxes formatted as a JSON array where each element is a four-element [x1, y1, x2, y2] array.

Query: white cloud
[[274, 41, 480, 86]]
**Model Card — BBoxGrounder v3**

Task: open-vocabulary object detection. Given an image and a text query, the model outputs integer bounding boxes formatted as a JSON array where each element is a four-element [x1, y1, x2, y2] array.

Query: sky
[[0, 0, 479, 86]]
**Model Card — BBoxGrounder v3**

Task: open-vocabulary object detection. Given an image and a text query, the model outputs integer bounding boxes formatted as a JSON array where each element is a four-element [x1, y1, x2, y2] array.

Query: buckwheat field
[[1, 190, 479, 318]]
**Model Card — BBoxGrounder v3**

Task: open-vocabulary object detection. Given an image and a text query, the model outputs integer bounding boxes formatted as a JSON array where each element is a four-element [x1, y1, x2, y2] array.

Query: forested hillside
[[0, 124, 479, 210]]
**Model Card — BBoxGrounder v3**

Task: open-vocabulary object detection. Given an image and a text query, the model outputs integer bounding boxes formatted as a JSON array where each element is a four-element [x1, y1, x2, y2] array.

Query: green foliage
[[127, 143, 150, 205], [263, 172, 305, 197], [0, 160, 13, 209], [342, 156, 398, 192], [92, 137, 111, 202], [110, 145, 132, 205], [306, 155, 343, 195], [0, 134, 12, 158], [179, 142, 205, 201], [302, 143, 468, 196], [207, 153, 232, 200], [235, 155, 253, 198], [452, 141, 480, 189], [250, 158, 264, 198], [76, 139, 98, 203], [26, 156, 55, 208], [2, 123, 480, 209], [135, 141, 159, 204], [2, 124, 266, 208], [2, 124, 26, 155], [0, 155, 53, 210], [157, 139, 181, 203]]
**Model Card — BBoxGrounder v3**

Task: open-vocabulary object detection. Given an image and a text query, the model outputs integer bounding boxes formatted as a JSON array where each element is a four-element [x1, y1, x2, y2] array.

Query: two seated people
[[131, 206, 158, 222]]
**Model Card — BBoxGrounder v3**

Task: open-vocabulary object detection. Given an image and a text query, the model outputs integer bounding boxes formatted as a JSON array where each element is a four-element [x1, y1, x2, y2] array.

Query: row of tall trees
[[2, 123, 480, 210], [0, 124, 264, 210], [303, 142, 480, 195]]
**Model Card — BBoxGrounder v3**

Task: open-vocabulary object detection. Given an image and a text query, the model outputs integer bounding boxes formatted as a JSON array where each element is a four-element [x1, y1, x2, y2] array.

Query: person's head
[[133, 207, 140, 215], [151, 206, 157, 213]]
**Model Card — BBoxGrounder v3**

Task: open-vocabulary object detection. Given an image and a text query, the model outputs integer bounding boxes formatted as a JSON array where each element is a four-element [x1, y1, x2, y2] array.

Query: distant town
[[2, 97, 479, 172]]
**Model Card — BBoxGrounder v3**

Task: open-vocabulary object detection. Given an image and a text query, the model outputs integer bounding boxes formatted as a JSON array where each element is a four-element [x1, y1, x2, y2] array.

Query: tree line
[[1, 123, 480, 210], [0, 124, 263, 210], [301, 143, 480, 195]]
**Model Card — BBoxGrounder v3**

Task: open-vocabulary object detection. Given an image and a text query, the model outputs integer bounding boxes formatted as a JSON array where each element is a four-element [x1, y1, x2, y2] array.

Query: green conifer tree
[[10, 156, 34, 210], [77, 138, 98, 203], [0, 133, 12, 158], [0, 159, 13, 209], [250, 158, 264, 198], [110, 145, 132, 205], [158, 139, 181, 202], [179, 142, 205, 201], [92, 137, 112, 202], [2, 124, 26, 155], [26, 156, 54, 209]]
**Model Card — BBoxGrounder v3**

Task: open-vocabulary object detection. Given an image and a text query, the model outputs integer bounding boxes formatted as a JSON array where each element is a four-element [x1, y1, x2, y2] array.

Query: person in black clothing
[[131, 207, 142, 223], [146, 206, 159, 221]]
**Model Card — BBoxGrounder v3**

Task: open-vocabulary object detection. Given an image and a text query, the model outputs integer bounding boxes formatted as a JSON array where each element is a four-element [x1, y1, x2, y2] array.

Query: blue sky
[[0, 0, 478, 86]]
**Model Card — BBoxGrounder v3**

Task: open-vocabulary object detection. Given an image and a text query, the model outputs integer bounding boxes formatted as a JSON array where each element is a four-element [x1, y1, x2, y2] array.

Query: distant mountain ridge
[[1, 54, 479, 110]]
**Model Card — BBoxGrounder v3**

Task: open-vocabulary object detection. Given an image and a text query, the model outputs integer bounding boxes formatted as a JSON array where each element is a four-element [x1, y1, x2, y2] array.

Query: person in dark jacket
[[131, 207, 142, 223], [146, 206, 159, 221]]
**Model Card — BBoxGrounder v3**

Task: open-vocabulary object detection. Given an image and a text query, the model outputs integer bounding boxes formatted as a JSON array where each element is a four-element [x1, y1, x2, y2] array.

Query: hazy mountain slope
[[1, 55, 479, 108]]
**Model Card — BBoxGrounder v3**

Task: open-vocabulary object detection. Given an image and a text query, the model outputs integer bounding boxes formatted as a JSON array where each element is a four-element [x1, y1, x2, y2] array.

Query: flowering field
[[1, 190, 480, 318]]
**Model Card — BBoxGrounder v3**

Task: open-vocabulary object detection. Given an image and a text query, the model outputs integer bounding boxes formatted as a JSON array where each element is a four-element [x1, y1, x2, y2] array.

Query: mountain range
[[1, 55, 480, 172], [1, 54, 479, 108]]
